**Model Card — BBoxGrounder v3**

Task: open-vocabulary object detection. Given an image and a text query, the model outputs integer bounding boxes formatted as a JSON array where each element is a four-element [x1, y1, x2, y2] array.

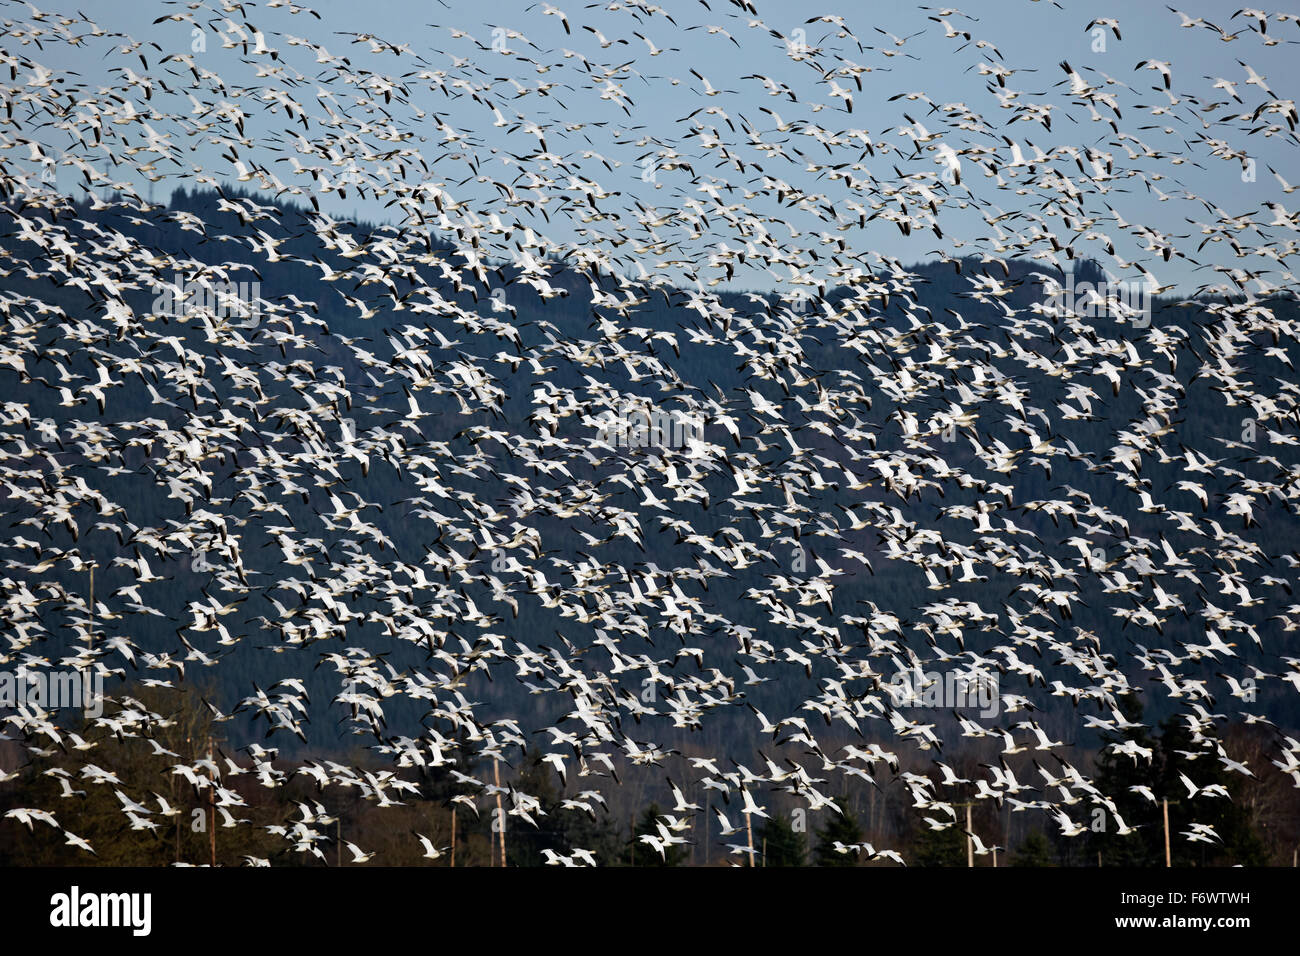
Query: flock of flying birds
[[1, 0, 1300, 865]]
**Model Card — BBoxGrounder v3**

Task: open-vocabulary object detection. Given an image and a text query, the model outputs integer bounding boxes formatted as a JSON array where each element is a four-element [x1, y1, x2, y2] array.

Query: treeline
[[0, 684, 1289, 866]]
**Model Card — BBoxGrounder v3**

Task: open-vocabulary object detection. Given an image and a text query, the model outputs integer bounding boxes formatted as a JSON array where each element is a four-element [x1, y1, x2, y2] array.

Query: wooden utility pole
[[174, 772, 181, 864], [450, 808, 456, 867], [966, 804, 974, 868], [1162, 799, 1171, 867], [691, 783, 698, 866], [183, 734, 192, 862], [207, 735, 216, 867], [84, 564, 99, 721], [493, 760, 505, 867], [84, 565, 95, 688], [703, 803, 709, 867], [745, 809, 755, 867]]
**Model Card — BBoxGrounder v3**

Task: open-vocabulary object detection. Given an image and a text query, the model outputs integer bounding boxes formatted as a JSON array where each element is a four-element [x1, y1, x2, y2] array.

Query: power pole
[[493, 760, 505, 867], [745, 808, 754, 867], [183, 734, 192, 862], [691, 782, 698, 866], [1162, 799, 1171, 867], [207, 735, 216, 867], [84, 563, 100, 724], [966, 804, 974, 868], [174, 771, 181, 864], [703, 802, 709, 867], [450, 808, 456, 868]]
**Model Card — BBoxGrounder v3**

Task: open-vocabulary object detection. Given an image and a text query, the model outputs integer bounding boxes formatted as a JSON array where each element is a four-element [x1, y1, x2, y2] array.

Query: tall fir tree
[[758, 814, 806, 866], [813, 807, 865, 866]]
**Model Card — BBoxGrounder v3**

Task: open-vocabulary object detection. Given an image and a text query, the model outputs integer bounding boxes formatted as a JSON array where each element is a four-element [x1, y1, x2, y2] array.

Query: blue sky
[[26, 0, 1300, 294]]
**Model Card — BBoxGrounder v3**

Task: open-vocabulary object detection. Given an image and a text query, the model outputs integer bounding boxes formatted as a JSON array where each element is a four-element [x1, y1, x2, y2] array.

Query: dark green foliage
[[814, 807, 865, 866], [622, 803, 688, 866], [1010, 830, 1056, 867], [913, 823, 967, 867], [504, 750, 621, 867], [758, 813, 806, 866], [1088, 695, 1269, 866]]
